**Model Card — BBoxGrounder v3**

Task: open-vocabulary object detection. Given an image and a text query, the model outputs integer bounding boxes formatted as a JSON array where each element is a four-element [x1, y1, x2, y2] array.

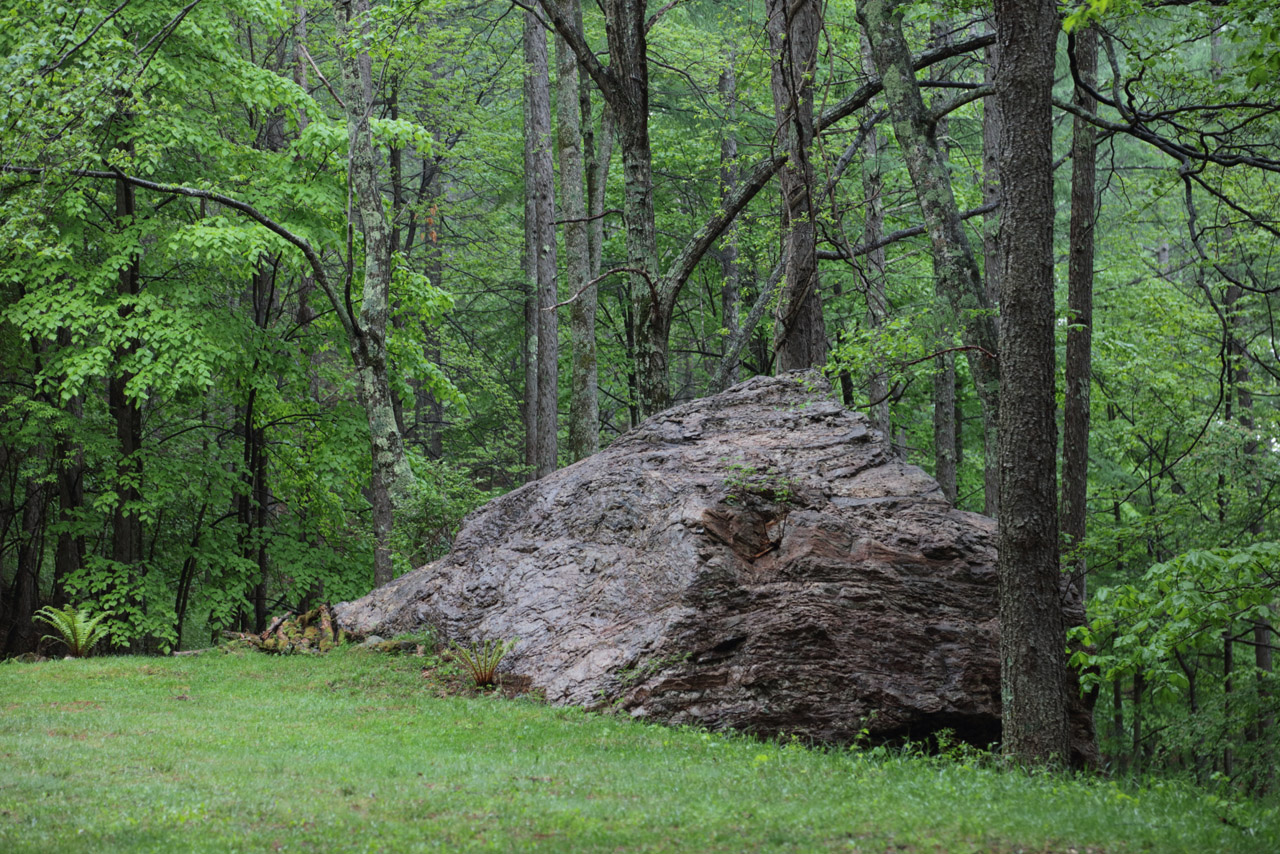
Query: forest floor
[[1, 646, 1276, 854]]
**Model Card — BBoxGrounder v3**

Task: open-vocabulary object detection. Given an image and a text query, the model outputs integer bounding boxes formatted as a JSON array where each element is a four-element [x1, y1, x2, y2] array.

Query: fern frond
[[34, 605, 111, 657], [450, 638, 515, 687]]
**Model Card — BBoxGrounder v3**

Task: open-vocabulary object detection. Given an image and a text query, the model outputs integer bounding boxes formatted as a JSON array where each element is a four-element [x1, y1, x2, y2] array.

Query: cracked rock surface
[[335, 374, 1092, 758]]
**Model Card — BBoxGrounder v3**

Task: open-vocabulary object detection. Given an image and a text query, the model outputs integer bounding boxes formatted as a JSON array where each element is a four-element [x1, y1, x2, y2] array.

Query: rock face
[[336, 375, 1085, 755]]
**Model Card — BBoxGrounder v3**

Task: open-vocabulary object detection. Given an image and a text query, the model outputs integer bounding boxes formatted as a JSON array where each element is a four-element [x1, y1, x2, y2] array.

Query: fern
[[449, 638, 515, 687], [33, 605, 111, 658]]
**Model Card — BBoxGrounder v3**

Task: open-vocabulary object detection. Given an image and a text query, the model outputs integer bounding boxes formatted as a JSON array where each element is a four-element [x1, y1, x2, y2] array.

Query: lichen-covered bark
[[857, 0, 1000, 501], [558, 0, 597, 462], [767, 0, 827, 372], [993, 0, 1070, 765], [333, 0, 415, 587]]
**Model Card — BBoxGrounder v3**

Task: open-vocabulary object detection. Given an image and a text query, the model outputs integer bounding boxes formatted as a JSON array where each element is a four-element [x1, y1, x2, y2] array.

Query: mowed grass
[[1, 650, 1276, 854]]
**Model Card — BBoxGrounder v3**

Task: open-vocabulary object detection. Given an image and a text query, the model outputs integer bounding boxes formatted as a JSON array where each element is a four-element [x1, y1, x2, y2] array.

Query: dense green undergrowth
[[1, 650, 1276, 853]]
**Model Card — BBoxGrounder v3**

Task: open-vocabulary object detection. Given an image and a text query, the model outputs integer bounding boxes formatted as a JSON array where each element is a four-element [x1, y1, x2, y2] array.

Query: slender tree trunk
[[111, 161, 145, 630], [857, 0, 1000, 481], [333, 0, 416, 587], [994, 0, 1069, 765], [558, 0, 597, 462], [596, 0, 666, 416], [930, 20, 958, 504], [859, 34, 891, 437], [53, 328, 85, 603], [981, 37, 1003, 518], [1112, 678, 1125, 771], [767, 0, 827, 371], [239, 268, 273, 634], [524, 45, 540, 477], [3, 477, 44, 655], [1132, 666, 1145, 774], [524, 14, 559, 477], [1223, 625, 1235, 778], [934, 355, 958, 503], [420, 202, 446, 461], [1062, 25, 1097, 611], [719, 57, 742, 387]]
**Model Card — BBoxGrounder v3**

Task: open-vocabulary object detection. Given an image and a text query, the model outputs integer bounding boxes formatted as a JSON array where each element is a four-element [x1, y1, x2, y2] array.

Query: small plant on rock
[[449, 638, 515, 687], [33, 604, 111, 658]]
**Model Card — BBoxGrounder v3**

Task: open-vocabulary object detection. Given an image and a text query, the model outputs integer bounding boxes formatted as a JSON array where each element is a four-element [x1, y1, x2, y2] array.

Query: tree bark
[[333, 0, 416, 587], [110, 158, 145, 630], [981, 36, 1003, 518], [994, 0, 1070, 764], [525, 13, 559, 477], [53, 328, 85, 603], [930, 20, 958, 505], [3, 477, 44, 655], [858, 33, 892, 437], [719, 57, 742, 388], [934, 355, 958, 504], [857, 0, 1000, 493], [767, 0, 827, 371], [1062, 26, 1097, 608], [609, 0, 665, 416], [524, 44, 540, 477], [558, 0, 597, 462]]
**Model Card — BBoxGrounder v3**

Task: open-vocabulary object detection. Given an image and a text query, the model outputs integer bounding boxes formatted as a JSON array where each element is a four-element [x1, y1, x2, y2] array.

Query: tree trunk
[[588, 105, 614, 277], [524, 46, 540, 478], [934, 355, 958, 504], [3, 477, 44, 655], [767, 0, 827, 371], [111, 163, 145, 631], [558, 0, 597, 463], [525, 13, 559, 477], [53, 328, 85, 603], [856, 0, 1000, 482], [981, 37, 1003, 518], [607, 0, 666, 417], [1062, 26, 1097, 609], [859, 33, 891, 437], [1224, 626, 1234, 778], [333, 0, 416, 587], [1132, 666, 1145, 774], [719, 57, 742, 388], [930, 20, 958, 505], [993, 0, 1069, 765]]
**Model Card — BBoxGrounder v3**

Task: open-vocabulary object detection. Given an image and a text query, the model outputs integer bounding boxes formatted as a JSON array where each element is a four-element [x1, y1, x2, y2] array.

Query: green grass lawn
[[1, 648, 1276, 853]]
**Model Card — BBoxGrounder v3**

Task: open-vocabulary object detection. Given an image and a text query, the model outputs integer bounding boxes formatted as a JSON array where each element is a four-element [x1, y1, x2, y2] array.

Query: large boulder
[[336, 375, 1086, 755]]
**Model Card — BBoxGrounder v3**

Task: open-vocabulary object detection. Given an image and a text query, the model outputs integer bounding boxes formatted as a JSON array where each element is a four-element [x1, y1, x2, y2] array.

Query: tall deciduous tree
[[994, 0, 1069, 764], [333, 0, 418, 586], [1062, 25, 1098, 609], [523, 13, 559, 478], [556, 0, 597, 462], [856, 0, 1000, 508], [766, 0, 826, 371]]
